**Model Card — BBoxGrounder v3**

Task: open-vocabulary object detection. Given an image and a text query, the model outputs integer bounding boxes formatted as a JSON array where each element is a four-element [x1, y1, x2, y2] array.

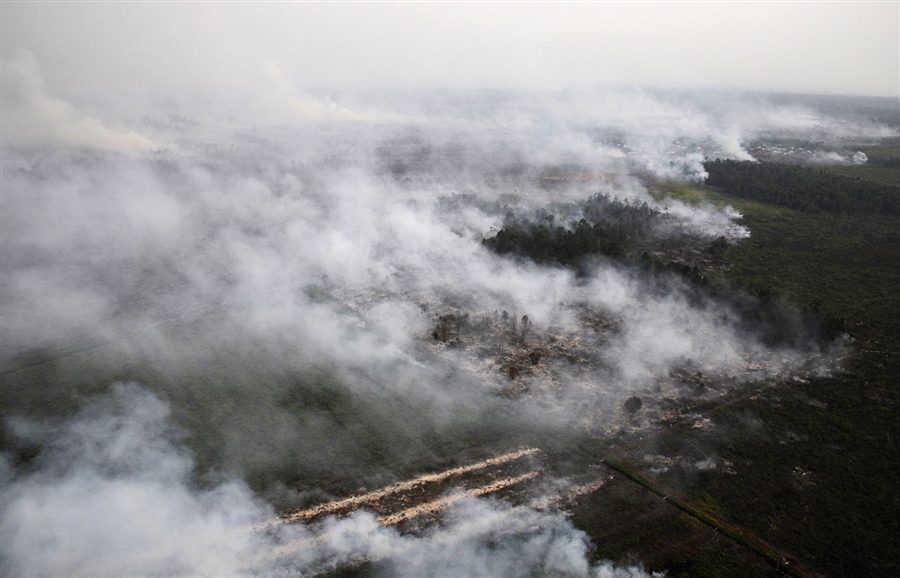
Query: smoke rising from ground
[[1, 51, 891, 576], [0, 50, 157, 151], [4, 51, 878, 363]]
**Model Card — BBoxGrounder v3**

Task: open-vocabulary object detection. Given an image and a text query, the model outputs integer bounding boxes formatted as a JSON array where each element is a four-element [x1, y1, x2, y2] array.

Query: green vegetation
[[611, 174, 900, 577], [704, 159, 900, 215], [852, 136, 900, 162], [483, 219, 627, 265], [822, 163, 900, 191], [821, 139, 900, 189], [601, 458, 817, 578], [481, 191, 730, 293], [481, 193, 659, 266], [709, 197, 900, 577]]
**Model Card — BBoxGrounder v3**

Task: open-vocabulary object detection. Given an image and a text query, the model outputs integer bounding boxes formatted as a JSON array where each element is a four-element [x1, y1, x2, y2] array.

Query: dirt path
[[271, 447, 541, 526], [378, 472, 540, 525]]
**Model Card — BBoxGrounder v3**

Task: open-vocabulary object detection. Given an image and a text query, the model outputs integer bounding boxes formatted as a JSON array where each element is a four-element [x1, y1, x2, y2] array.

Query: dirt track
[[274, 447, 542, 527]]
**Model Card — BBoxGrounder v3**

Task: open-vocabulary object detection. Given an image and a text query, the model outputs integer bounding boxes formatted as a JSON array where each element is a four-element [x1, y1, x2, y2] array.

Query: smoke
[[1, 58, 848, 474], [0, 135, 747, 364], [0, 384, 656, 578], [0, 51, 883, 576], [0, 50, 157, 151], [804, 150, 869, 166], [0, 384, 265, 577]]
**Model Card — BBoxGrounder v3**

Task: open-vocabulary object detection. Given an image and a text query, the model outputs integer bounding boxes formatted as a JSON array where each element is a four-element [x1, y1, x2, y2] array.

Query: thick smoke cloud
[[1, 61, 856, 363], [1, 384, 264, 577]]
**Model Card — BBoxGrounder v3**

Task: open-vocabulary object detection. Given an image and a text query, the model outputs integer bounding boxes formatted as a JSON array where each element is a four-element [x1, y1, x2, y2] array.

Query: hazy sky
[[2, 2, 898, 98]]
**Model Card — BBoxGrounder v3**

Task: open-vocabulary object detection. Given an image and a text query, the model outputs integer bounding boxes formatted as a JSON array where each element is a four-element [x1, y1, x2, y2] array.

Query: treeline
[[481, 193, 660, 266], [483, 220, 627, 265], [870, 157, 900, 169], [481, 192, 844, 348], [704, 159, 900, 215], [639, 252, 708, 287]]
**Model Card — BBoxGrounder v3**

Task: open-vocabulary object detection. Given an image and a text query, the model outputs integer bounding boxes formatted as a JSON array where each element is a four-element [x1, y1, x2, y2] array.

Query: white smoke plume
[[0, 50, 157, 151]]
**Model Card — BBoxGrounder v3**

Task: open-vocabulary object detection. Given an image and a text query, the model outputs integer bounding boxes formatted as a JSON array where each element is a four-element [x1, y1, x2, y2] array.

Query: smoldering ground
[[0, 51, 886, 576]]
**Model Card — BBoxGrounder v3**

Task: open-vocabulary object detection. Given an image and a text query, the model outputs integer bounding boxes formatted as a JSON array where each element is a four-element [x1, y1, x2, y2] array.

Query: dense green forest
[[704, 159, 900, 215], [481, 193, 659, 265], [483, 218, 628, 264], [870, 156, 900, 169]]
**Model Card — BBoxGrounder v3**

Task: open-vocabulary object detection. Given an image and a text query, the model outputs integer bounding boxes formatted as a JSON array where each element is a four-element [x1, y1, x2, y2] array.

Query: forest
[[703, 159, 900, 215], [481, 193, 662, 266], [481, 148, 900, 576]]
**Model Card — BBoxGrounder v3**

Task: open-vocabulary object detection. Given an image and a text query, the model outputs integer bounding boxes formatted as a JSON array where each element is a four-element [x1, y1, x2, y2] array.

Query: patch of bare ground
[[424, 302, 617, 394], [274, 448, 542, 527]]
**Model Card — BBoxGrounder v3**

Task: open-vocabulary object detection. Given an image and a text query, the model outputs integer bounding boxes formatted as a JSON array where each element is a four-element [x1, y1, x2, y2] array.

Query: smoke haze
[[2, 3, 897, 96], [1, 37, 895, 577]]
